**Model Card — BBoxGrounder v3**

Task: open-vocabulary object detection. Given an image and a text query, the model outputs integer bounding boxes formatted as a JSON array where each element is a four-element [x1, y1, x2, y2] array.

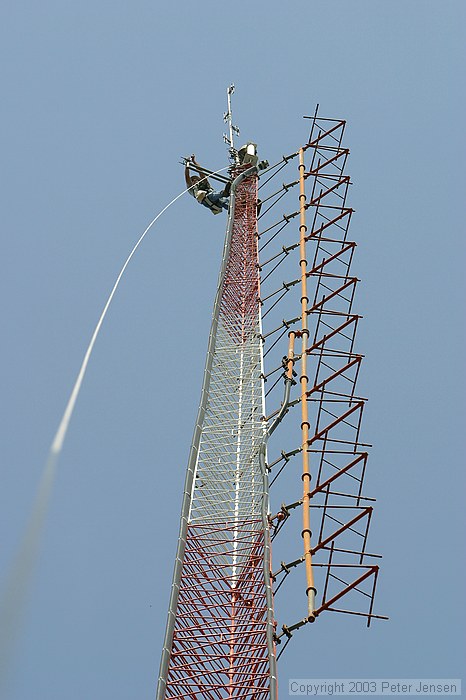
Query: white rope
[[53, 166, 229, 456], [0, 166, 230, 692]]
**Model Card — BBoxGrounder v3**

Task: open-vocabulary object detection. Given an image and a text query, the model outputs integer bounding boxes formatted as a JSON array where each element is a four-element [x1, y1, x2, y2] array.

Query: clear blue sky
[[1, 1, 464, 698]]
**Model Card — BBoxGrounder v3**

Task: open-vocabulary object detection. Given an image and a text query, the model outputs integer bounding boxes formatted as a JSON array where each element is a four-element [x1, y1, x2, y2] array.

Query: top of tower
[[223, 84, 241, 164]]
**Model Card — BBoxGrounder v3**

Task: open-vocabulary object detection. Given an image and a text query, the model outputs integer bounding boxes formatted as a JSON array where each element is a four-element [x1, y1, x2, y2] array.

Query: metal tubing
[[258, 331, 295, 700], [308, 453, 367, 498], [315, 567, 377, 617], [298, 147, 316, 621], [187, 161, 230, 185], [307, 356, 362, 397], [308, 401, 364, 446], [311, 508, 372, 556]]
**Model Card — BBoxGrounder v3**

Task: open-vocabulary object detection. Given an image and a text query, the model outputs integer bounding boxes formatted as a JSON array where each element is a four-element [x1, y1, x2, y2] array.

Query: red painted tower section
[[158, 169, 277, 700]]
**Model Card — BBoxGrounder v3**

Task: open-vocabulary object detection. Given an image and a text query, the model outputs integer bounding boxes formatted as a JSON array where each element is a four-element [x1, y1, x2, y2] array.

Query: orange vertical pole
[[298, 147, 316, 621]]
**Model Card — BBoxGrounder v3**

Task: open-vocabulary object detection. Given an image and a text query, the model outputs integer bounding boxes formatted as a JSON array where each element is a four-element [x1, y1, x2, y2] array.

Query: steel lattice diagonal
[[157, 164, 278, 700]]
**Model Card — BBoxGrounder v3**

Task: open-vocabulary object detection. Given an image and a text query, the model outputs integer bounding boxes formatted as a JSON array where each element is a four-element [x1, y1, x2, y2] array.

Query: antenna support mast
[[224, 84, 241, 163]]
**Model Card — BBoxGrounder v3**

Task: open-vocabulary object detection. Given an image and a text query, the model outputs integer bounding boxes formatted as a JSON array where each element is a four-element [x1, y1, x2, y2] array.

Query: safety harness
[[192, 184, 224, 215]]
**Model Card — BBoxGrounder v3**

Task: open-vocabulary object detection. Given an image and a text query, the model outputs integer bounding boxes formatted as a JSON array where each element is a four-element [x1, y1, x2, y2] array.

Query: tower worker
[[184, 155, 231, 215]]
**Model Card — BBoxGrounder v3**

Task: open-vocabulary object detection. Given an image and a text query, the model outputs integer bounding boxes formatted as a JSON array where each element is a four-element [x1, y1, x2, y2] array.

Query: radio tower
[[156, 90, 386, 700]]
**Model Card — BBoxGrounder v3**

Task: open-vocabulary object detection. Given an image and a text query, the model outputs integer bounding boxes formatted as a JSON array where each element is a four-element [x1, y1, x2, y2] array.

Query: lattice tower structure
[[157, 165, 278, 700], [157, 109, 386, 698]]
